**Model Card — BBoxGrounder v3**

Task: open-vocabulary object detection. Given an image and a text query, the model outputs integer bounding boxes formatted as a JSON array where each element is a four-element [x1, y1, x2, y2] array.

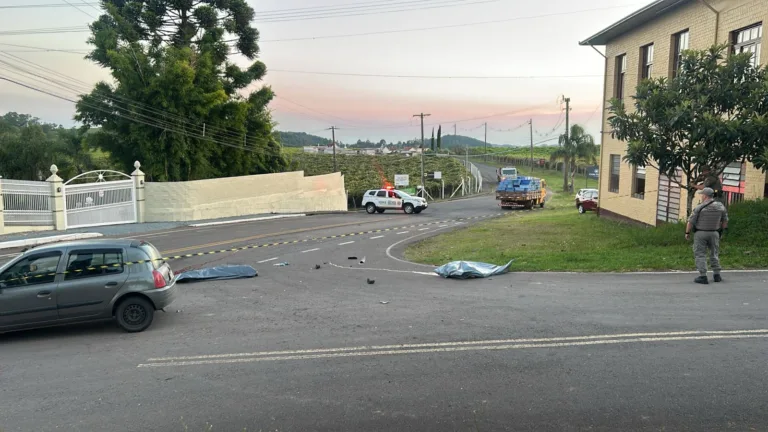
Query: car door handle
[[37, 291, 52, 298], [105, 282, 118, 287]]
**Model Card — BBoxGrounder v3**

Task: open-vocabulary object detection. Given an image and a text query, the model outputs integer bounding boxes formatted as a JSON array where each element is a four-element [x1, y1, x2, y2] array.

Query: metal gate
[[63, 170, 136, 229]]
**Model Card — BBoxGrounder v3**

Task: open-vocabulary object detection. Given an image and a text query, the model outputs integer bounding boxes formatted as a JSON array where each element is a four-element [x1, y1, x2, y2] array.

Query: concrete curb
[[189, 214, 306, 227], [0, 233, 103, 251]]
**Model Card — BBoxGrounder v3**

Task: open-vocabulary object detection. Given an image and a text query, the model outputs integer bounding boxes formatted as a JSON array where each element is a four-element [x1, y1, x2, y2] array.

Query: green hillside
[[291, 153, 469, 202], [277, 131, 331, 148]]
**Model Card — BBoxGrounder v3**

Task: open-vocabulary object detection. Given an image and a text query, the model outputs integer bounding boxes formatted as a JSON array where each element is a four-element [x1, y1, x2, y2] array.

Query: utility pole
[[483, 122, 487, 160], [563, 96, 571, 192], [327, 126, 338, 172], [413, 113, 431, 196], [529, 119, 534, 174]]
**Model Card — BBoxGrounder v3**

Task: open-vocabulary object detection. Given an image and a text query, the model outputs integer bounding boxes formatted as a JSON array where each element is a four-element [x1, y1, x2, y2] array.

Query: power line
[[254, 0, 483, 19], [61, 0, 97, 19], [253, 0, 499, 23], [268, 69, 611, 80], [259, 3, 642, 42], [0, 2, 98, 8], [0, 53, 270, 150], [0, 75, 275, 154]]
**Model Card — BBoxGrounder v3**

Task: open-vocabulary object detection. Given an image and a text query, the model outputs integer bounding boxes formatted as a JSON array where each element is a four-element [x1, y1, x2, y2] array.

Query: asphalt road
[[2, 195, 768, 432]]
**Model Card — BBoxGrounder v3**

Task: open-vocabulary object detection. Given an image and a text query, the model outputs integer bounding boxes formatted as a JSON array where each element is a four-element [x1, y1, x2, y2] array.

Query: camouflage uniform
[[688, 198, 729, 277], [702, 174, 725, 204]]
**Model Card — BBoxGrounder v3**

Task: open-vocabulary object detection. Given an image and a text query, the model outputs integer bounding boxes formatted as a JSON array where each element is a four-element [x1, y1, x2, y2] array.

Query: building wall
[[144, 171, 347, 222], [599, 0, 767, 225]]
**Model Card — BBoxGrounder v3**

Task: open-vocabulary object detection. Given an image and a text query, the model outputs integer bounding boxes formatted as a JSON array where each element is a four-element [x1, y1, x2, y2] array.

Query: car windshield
[[396, 190, 411, 198], [501, 169, 517, 175]]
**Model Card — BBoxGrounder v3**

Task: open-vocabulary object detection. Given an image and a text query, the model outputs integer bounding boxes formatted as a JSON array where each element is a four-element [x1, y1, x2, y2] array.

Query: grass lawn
[[404, 199, 768, 272]]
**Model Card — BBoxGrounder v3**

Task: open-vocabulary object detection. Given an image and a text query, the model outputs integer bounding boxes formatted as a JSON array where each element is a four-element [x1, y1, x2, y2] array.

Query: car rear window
[[138, 242, 164, 269]]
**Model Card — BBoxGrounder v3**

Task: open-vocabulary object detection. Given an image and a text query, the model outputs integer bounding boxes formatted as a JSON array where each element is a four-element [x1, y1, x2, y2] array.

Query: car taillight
[[152, 270, 166, 289]]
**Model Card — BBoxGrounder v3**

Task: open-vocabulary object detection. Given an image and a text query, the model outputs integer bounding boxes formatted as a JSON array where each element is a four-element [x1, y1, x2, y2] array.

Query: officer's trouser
[[693, 231, 721, 275]]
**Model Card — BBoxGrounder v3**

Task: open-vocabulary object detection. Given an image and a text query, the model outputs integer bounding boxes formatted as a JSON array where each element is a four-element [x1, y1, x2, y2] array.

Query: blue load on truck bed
[[496, 176, 541, 192], [495, 176, 547, 210]]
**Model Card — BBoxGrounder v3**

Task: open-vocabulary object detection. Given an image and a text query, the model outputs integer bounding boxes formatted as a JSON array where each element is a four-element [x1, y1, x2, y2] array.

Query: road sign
[[394, 174, 409, 186], [434, 171, 442, 180]]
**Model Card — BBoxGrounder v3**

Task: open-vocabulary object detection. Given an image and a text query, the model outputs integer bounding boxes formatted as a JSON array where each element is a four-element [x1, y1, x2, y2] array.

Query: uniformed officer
[[685, 187, 729, 284], [694, 165, 724, 203]]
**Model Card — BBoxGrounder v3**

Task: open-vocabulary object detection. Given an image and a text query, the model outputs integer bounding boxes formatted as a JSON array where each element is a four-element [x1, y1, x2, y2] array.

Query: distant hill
[[276, 131, 331, 148], [440, 134, 487, 149]]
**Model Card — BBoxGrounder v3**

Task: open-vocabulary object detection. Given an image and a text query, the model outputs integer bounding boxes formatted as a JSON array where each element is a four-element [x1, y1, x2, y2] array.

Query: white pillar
[[46, 165, 66, 231], [131, 161, 146, 223]]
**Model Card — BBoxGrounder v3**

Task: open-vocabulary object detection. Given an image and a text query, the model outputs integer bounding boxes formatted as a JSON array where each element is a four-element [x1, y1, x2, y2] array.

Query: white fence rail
[[0, 179, 53, 226]]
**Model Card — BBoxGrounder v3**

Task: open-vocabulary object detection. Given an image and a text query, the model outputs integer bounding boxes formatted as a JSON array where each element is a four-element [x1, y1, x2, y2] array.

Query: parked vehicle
[[576, 188, 599, 214], [362, 188, 428, 214], [496, 176, 547, 209], [496, 166, 518, 182], [0, 239, 177, 334]]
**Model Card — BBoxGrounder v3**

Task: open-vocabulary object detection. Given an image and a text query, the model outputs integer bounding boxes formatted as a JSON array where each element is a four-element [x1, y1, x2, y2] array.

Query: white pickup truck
[[362, 188, 428, 215]]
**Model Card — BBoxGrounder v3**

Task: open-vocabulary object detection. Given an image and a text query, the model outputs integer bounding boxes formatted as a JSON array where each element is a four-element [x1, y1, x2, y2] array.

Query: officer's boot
[[694, 275, 709, 284]]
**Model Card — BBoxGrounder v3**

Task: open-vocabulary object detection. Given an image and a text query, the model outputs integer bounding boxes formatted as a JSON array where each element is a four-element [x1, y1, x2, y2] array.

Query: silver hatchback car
[[0, 239, 178, 333]]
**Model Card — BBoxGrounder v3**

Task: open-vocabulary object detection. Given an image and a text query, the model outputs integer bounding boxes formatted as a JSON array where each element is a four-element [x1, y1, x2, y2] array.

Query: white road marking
[[396, 231, 410, 235], [139, 330, 768, 367], [369, 235, 385, 240], [338, 241, 355, 246], [257, 257, 279, 263], [301, 248, 320, 253], [418, 228, 430, 231], [439, 225, 448, 228]]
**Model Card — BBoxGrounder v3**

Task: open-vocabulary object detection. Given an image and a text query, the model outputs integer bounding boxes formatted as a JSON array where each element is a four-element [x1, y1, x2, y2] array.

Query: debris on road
[[359, 256, 366, 264], [379, 301, 389, 304], [367, 278, 375, 284], [273, 262, 290, 267], [433, 260, 514, 279], [348, 256, 358, 260], [176, 265, 258, 283], [315, 264, 322, 269]]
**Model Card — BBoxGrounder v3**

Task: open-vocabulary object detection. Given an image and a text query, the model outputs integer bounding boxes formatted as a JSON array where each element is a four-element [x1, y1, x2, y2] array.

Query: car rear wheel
[[116, 296, 155, 333], [578, 204, 585, 214], [365, 203, 377, 214], [403, 203, 415, 214], [376, 209, 385, 214]]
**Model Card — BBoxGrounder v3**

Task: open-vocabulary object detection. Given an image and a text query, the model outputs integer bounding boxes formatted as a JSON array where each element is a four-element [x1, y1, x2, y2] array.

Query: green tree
[[75, 0, 287, 181], [551, 124, 597, 192], [437, 125, 442, 150], [430, 128, 435, 152], [609, 45, 768, 216]]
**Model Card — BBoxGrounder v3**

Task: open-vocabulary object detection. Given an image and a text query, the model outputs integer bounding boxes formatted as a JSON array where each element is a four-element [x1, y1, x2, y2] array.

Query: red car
[[576, 189, 599, 214]]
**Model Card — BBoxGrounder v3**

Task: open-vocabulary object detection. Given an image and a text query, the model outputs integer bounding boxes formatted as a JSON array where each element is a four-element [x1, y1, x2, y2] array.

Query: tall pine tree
[[75, 0, 287, 181]]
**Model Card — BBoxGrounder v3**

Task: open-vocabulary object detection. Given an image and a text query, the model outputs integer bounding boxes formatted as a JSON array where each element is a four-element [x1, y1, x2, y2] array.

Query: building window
[[733, 23, 762, 68], [615, 54, 627, 100], [609, 155, 621, 193], [672, 30, 690, 77], [632, 165, 646, 199], [641, 44, 654, 79]]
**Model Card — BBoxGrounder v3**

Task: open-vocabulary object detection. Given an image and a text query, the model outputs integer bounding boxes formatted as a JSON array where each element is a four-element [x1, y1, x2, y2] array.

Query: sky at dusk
[[0, 0, 655, 145]]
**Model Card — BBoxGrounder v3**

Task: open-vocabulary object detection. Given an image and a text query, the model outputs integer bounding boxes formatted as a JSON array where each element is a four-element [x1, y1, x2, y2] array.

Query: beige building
[[580, 0, 768, 226]]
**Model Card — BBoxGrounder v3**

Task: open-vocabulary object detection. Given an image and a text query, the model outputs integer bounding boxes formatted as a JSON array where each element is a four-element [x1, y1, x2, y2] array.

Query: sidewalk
[[0, 212, 312, 249]]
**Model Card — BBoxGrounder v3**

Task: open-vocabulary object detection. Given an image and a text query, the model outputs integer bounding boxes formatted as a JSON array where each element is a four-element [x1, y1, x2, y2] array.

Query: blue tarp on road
[[176, 264, 258, 282]]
